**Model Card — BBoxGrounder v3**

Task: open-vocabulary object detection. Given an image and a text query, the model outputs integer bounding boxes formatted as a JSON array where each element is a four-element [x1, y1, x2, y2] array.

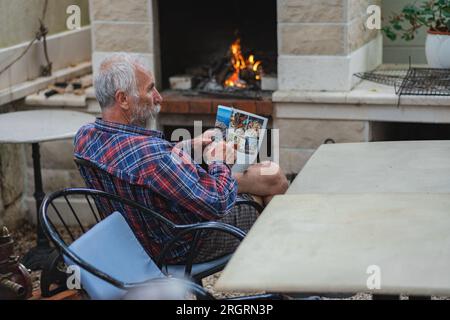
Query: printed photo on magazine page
[[215, 105, 268, 172]]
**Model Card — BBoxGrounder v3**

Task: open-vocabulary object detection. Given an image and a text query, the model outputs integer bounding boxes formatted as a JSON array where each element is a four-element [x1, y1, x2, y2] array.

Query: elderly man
[[74, 53, 288, 263]]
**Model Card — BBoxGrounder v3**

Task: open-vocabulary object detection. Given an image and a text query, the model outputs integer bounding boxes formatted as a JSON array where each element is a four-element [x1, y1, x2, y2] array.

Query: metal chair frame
[[40, 188, 282, 300]]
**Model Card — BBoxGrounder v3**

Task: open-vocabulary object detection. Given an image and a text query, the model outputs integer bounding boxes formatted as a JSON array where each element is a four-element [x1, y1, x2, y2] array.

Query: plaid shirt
[[74, 118, 238, 262]]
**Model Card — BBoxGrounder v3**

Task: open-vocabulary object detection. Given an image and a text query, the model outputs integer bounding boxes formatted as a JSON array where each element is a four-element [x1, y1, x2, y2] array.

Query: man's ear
[[115, 90, 130, 110]]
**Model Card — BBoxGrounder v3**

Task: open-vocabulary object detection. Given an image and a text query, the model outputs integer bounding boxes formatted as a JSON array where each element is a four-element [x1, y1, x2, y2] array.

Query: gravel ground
[[8, 220, 448, 300]]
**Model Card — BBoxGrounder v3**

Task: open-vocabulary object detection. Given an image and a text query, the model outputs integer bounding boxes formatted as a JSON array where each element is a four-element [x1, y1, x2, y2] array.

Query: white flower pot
[[425, 31, 450, 69]]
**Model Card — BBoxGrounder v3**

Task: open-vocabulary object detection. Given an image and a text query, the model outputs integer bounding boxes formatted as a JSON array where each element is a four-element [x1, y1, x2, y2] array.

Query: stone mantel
[[274, 79, 450, 124]]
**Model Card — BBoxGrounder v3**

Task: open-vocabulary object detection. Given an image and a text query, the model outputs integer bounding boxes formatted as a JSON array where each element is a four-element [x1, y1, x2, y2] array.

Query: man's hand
[[193, 128, 222, 148], [175, 129, 223, 157], [204, 141, 236, 165]]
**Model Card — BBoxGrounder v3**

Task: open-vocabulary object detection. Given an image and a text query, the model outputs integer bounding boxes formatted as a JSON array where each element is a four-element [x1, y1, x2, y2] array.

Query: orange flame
[[224, 38, 262, 88]]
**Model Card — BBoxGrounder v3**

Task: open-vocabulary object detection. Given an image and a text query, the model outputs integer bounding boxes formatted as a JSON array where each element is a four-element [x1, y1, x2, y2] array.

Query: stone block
[[261, 75, 278, 91], [93, 22, 153, 53], [90, 0, 151, 22], [274, 118, 369, 149], [0, 176, 3, 213], [278, 0, 345, 23], [347, 16, 379, 53], [348, 0, 382, 22], [278, 55, 352, 91], [0, 144, 25, 207], [1, 198, 26, 230], [279, 24, 346, 55], [25, 92, 86, 108], [169, 75, 193, 90]]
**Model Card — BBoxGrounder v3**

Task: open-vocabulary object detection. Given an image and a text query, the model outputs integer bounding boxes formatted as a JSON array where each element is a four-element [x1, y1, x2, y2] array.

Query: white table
[[217, 141, 450, 298], [288, 140, 450, 194], [216, 193, 450, 297], [0, 110, 95, 270]]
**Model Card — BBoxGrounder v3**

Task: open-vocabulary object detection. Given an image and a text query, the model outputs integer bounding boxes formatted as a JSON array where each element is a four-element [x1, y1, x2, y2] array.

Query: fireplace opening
[[158, 0, 277, 97], [371, 122, 450, 141]]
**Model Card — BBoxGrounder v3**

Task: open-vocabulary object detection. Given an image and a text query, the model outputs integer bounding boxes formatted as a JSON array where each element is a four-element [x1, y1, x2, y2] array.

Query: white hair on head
[[94, 52, 149, 109]]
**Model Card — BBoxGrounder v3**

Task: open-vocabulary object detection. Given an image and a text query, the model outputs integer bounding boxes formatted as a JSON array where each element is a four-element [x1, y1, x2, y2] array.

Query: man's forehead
[[135, 64, 154, 84]]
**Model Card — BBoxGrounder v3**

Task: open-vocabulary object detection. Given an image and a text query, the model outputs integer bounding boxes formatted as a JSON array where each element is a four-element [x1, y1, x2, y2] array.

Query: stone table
[[216, 193, 450, 297], [288, 140, 450, 194]]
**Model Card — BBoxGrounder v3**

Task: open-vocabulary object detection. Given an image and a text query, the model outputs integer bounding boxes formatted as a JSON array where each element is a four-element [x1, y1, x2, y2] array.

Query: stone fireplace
[[88, 0, 400, 174], [90, 0, 382, 91]]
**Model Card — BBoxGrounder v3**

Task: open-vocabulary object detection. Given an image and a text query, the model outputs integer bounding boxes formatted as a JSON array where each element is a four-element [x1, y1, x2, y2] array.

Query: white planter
[[425, 31, 450, 68]]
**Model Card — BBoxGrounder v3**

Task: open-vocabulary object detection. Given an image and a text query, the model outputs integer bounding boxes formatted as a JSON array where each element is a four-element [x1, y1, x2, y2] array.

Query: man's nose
[[153, 89, 163, 104]]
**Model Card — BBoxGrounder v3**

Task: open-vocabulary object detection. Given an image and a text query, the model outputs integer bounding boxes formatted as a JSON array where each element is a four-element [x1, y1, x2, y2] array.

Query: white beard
[[131, 103, 161, 128], [145, 104, 160, 129]]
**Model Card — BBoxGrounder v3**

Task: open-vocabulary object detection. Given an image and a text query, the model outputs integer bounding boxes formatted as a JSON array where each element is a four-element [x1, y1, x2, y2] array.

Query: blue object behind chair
[[65, 211, 165, 300]]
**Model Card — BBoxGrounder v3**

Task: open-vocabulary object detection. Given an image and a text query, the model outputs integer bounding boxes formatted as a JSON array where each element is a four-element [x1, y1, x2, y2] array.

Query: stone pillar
[[89, 0, 161, 87], [0, 144, 26, 229], [277, 0, 382, 91]]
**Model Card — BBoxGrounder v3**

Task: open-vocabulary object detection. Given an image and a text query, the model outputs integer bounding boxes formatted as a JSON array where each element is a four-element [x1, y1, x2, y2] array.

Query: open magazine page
[[215, 105, 268, 173]]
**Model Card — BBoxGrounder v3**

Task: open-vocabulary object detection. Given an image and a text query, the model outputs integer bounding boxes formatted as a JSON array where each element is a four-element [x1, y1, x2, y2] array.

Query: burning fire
[[224, 38, 262, 88]]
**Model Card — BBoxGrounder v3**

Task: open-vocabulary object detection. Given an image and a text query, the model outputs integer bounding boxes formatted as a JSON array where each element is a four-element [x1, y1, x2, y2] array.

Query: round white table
[[0, 110, 95, 270]]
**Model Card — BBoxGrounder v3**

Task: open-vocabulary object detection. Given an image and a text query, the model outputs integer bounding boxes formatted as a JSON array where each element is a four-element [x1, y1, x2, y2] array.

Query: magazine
[[215, 105, 268, 173]]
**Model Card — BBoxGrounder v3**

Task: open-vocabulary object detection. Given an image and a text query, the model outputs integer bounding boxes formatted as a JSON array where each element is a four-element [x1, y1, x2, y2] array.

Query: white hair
[[94, 53, 148, 109]]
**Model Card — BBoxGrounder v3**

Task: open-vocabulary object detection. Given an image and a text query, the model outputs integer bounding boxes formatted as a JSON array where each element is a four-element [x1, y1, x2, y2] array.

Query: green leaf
[[442, 6, 450, 16], [447, 19, 450, 31], [402, 5, 418, 15], [393, 22, 403, 30], [382, 27, 397, 41]]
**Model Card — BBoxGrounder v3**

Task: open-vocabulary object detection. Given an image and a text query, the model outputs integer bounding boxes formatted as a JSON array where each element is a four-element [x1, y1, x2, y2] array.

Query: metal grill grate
[[355, 67, 450, 106], [394, 68, 450, 97], [354, 69, 409, 87]]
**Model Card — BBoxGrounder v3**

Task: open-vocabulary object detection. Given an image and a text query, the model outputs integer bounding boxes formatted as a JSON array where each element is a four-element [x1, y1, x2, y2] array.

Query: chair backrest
[[73, 157, 184, 261], [72, 158, 250, 275]]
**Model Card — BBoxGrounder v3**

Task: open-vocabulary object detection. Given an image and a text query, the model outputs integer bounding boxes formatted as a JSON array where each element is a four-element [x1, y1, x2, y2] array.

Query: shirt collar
[[94, 118, 164, 138]]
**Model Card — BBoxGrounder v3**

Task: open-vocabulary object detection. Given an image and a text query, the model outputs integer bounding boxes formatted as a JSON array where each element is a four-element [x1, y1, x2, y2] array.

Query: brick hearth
[[160, 91, 273, 116]]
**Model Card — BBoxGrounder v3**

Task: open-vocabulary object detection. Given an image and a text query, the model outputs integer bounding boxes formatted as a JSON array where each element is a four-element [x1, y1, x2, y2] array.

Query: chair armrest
[[156, 221, 246, 275], [156, 198, 263, 277]]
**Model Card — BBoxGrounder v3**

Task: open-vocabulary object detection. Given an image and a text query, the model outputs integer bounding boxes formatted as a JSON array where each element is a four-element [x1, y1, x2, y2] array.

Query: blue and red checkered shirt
[[74, 118, 238, 262]]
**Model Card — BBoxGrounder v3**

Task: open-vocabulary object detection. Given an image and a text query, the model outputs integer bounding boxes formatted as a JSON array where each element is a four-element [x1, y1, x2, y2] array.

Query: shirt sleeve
[[142, 143, 238, 221]]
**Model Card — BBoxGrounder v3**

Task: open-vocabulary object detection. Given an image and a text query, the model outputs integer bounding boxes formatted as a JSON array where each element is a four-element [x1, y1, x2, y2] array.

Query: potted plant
[[383, 0, 450, 68]]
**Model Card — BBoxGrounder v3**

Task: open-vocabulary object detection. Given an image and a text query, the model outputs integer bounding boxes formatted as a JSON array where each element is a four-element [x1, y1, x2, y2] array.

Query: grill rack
[[355, 67, 450, 106], [394, 68, 450, 97]]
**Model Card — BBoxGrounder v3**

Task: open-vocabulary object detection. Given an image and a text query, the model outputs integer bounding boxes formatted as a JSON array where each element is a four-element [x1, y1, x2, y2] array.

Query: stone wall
[[0, 144, 26, 229], [274, 118, 370, 174], [274, 0, 381, 174], [277, 0, 382, 91], [90, 0, 161, 87], [0, 0, 90, 49]]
